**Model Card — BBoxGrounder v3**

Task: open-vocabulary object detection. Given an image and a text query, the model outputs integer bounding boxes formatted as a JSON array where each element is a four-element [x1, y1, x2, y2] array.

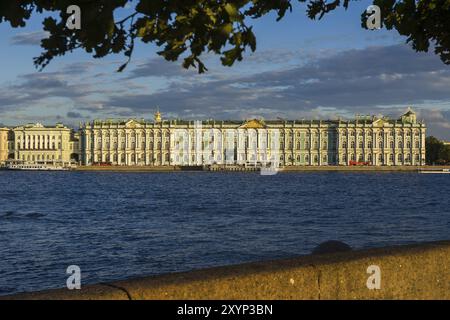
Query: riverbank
[[3, 240, 448, 300], [73, 165, 450, 172]]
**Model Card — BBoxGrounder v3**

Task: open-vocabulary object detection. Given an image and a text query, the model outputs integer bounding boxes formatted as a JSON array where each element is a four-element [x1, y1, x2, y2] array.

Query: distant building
[[0, 127, 10, 165], [8, 123, 79, 166], [78, 108, 426, 166]]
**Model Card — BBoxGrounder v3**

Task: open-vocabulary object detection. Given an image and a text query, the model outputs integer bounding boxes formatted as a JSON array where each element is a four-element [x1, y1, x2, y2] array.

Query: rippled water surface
[[0, 171, 449, 295]]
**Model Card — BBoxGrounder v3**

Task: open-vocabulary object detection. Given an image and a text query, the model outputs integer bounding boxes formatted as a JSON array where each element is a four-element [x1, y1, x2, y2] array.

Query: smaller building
[[9, 123, 79, 166], [0, 127, 10, 165]]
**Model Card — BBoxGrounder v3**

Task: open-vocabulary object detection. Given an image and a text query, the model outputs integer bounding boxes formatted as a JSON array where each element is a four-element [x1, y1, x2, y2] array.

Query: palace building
[[2, 123, 80, 166], [78, 108, 426, 167], [0, 127, 10, 165]]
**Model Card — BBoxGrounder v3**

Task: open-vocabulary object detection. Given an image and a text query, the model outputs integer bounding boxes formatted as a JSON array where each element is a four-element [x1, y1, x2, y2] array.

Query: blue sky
[[0, 0, 449, 139]]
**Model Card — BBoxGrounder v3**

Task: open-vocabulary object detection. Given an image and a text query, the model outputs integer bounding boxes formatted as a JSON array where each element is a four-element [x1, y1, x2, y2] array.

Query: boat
[[5, 162, 71, 171], [418, 168, 450, 174]]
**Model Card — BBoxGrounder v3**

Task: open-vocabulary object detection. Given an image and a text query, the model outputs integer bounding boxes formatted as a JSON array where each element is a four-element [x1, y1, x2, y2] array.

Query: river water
[[0, 171, 448, 295]]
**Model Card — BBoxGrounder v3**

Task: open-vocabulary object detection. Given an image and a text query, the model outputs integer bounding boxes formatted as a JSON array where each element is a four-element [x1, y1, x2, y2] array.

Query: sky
[[0, 0, 449, 140]]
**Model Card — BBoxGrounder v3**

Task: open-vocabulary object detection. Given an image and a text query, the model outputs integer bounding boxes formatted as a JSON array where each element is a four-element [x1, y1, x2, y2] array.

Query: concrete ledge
[[3, 241, 449, 300]]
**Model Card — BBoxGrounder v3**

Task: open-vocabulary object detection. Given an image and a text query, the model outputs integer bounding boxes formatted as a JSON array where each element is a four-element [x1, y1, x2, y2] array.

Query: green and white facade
[[79, 109, 426, 167]]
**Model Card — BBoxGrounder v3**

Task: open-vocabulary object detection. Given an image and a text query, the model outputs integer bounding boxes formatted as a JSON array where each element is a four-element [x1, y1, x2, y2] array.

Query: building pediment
[[125, 119, 142, 128], [239, 119, 266, 129], [372, 118, 386, 127]]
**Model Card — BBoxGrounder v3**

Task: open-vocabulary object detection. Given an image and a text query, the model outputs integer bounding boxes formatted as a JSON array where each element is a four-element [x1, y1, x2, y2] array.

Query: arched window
[[378, 154, 383, 162], [398, 141, 402, 148], [351, 141, 355, 148], [379, 141, 383, 149], [342, 141, 347, 148], [398, 154, 402, 161], [407, 141, 411, 148]]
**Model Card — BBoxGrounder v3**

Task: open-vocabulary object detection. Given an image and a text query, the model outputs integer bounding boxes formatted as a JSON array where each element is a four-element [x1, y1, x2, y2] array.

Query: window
[[407, 141, 411, 148], [379, 141, 383, 149], [368, 141, 373, 148], [359, 141, 363, 148], [398, 141, 402, 148], [398, 154, 402, 161], [351, 141, 355, 148], [378, 154, 383, 162], [390, 141, 394, 148], [342, 141, 347, 148], [389, 154, 394, 161]]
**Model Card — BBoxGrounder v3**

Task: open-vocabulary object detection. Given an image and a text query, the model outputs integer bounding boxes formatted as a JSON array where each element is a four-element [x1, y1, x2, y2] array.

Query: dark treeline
[[426, 136, 450, 165]]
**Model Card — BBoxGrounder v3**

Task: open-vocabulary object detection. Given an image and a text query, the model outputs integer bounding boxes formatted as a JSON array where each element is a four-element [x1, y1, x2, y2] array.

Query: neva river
[[0, 171, 449, 295]]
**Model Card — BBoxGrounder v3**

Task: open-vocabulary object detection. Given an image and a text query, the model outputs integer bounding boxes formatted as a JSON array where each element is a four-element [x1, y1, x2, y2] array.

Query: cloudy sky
[[0, 0, 449, 139]]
